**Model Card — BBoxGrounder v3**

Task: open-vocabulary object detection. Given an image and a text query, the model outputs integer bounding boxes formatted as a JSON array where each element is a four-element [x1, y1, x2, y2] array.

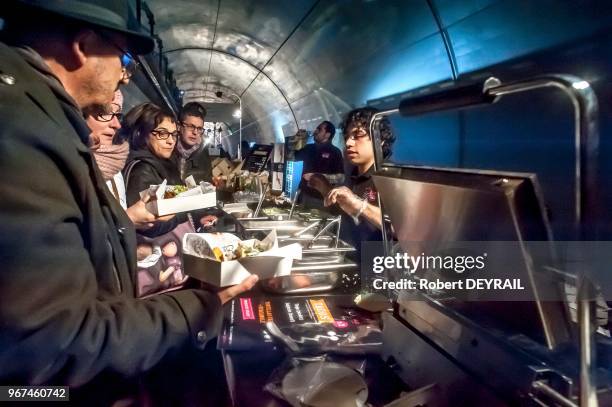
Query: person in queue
[[122, 102, 192, 237], [175, 102, 229, 229], [307, 107, 395, 247], [86, 89, 128, 207], [175, 101, 213, 183], [295, 120, 345, 208], [86, 89, 170, 229], [0, 0, 257, 401]]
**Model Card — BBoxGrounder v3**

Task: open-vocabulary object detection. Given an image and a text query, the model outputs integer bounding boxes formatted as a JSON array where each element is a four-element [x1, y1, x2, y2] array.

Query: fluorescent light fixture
[[572, 81, 590, 90]]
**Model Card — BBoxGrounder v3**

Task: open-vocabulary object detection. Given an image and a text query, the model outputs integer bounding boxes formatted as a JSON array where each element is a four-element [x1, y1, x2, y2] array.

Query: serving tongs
[[290, 219, 322, 238], [288, 188, 301, 220], [253, 182, 270, 218], [305, 215, 342, 249]]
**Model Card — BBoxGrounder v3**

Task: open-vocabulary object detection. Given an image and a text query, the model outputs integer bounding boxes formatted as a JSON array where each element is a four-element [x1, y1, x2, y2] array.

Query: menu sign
[[219, 296, 382, 354]]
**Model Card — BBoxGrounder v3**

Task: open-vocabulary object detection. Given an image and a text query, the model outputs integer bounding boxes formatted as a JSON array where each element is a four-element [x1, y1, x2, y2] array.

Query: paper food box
[[212, 158, 233, 178], [141, 177, 217, 216], [183, 230, 302, 287]]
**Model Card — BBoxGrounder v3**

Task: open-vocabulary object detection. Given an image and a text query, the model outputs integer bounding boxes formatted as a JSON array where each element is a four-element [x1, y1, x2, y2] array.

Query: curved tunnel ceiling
[[146, 0, 612, 144]]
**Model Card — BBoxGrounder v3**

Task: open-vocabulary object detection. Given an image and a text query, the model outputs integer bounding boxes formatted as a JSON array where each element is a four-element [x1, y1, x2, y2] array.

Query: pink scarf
[[92, 142, 130, 181]]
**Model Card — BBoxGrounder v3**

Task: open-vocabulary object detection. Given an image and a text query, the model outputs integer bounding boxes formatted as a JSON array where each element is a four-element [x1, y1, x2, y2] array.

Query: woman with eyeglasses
[[86, 89, 128, 207], [122, 102, 186, 237]]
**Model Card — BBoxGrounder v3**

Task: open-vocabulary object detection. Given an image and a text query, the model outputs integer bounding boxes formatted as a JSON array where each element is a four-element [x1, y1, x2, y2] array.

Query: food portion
[[183, 231, 285, 263], [163, 185, 189, 199], [212, 246, 225, 262], [209, 240, 269, 262], [232, 241, 268, 260], [262, 207, 288, 217]]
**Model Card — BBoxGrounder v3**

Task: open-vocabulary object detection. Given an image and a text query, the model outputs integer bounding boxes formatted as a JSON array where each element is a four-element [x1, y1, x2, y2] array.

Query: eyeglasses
[[344, 128, 370, 142], [151, 129, 178, 140], [181, 122, 205, 135], [96, 31, 139, 78], [95, 103, 123, 122], [96, 111, 123, 122]]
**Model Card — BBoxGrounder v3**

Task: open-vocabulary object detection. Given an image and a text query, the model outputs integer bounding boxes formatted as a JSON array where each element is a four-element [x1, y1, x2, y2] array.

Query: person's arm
[[304, 173, 333, 197], [125, 198, 170, 229], [0, 132, 211, 384], [325, 186, 382, 230]]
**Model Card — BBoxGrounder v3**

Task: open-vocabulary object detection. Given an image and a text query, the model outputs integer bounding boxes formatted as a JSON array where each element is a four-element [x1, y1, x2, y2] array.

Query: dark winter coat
[[0, 43, 221, 389]]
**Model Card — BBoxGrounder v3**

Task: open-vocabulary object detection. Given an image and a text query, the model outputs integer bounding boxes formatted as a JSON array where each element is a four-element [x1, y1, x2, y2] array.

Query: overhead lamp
[[233, 109, 242, 119], [572, 80, 590, 90]]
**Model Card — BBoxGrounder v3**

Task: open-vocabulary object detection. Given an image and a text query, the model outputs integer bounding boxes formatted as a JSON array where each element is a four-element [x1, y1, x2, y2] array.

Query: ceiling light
[[572, 81, 590, 90]]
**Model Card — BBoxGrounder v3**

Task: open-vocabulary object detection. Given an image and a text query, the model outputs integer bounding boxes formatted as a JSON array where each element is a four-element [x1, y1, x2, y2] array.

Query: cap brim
[[114, 28, 155, 55], [7, 1, 155, 55]]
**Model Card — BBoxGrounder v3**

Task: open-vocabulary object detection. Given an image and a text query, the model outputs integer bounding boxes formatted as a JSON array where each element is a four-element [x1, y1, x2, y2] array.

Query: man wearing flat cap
[[0, 0, 256, 401]]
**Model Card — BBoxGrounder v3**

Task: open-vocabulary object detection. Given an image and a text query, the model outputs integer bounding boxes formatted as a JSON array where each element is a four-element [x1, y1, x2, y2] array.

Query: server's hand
[[324, 186, 361, 215], [217, 274, 259, 304], [304, 173, 332, 196]]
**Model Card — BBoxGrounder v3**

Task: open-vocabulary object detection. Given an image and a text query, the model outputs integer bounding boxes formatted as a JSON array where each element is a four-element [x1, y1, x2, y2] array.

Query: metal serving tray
[[259, 271, 340, 294], [259, 258, 358, 294], [279, 236, 355, 255], [237, 218, 313, 232], [237, 218, 319, 238]]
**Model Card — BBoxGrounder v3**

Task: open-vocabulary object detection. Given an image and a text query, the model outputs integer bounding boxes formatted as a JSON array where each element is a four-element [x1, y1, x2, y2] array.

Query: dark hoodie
[[124, 148, 187, 237]]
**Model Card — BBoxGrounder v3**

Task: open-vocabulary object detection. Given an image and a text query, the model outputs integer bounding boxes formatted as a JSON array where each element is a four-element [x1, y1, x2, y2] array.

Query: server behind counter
[[295, 121, 345, 208], [307, 108, 395, 257]]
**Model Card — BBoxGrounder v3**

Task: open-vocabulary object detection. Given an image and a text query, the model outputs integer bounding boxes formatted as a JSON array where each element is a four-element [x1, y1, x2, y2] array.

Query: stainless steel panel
[[279, 237, 355, 254], [382, 312, 506, 406], [291, 260, 356, 272], [237, 219, 305, 229], [372, 165, 571, 349]]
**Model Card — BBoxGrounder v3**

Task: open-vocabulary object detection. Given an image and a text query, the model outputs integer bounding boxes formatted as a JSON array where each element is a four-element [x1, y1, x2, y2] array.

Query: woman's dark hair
[[120, 103, 176, 150], [179, 102, 207, 122], [341, 107, 395, 159]]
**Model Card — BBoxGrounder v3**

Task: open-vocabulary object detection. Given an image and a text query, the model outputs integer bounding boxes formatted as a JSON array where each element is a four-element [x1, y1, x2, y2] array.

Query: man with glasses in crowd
[[175, 102, 213, 184], [0, 0, 256, 402]]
